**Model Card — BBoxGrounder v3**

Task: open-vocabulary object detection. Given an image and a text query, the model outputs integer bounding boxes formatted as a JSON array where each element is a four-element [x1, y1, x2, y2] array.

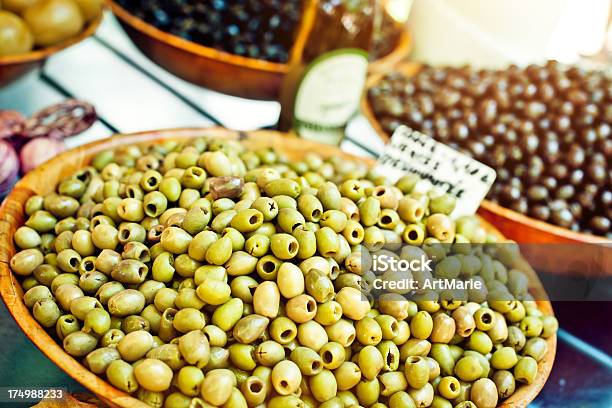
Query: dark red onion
[[22, 100, 97, 139], [0, 140, 20, 194], [0, 110, 25, 139], [20, 137, 66, 173]]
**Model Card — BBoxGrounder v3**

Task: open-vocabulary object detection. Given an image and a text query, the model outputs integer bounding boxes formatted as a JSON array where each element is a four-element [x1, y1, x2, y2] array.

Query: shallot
[[0, 140, 20, 194], [0, 110, 25, 139], [20, 137, 66, 173]]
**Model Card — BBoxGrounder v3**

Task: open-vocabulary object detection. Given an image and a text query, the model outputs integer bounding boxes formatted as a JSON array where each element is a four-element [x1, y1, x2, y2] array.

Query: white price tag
[[374, 126, 496, 217]]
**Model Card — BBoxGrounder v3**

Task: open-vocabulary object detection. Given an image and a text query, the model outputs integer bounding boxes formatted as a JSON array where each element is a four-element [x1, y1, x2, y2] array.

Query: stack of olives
[[116, 0, 302, 63], [10, 136, 557, 408], [0, 0, 102, 56], [115, 0, 403, 64], [368, 61, 611, 237]]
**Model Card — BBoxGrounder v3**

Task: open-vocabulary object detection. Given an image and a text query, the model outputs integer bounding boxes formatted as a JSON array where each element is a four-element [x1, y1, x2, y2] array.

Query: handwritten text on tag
[[374, 126, 496, 217]]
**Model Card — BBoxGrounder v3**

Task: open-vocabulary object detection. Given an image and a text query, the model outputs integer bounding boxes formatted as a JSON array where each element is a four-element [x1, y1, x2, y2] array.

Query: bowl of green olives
[[0, 0, 103, 87], [0, 127, 556, 408]]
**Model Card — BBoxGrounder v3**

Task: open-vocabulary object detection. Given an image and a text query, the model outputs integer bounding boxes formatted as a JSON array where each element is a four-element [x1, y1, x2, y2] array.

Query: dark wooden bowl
[[361, 63, 612, 275], [0, 127, 555, 407], [107, 1, 411, 100], [0, 14, 102, 88]]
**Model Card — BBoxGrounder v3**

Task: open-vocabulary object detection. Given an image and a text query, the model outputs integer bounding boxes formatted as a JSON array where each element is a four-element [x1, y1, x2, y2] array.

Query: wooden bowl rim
[[107, 0, 411, 75], [361, 62, 612, 245], [0, 14, 102, 66], [108, 0, 289, 74], [0, 127, 555, 408]]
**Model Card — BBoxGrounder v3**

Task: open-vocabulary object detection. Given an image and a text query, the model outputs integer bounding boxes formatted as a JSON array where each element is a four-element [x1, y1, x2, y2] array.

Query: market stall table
[[0, 11, 610, 408]]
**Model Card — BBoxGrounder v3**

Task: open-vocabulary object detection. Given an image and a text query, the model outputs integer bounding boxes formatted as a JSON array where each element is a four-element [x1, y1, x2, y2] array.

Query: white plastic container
[[408, 0, 611, 68]]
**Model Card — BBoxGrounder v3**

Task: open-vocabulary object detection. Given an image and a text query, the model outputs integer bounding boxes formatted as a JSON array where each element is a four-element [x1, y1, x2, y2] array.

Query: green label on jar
[[293, 49, 369, 145]]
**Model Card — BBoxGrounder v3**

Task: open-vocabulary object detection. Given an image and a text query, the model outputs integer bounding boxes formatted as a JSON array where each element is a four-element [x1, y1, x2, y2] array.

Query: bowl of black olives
[[107, 0, 411, 100], [363, 62, 612, 265], [0, 0, 103, 87]]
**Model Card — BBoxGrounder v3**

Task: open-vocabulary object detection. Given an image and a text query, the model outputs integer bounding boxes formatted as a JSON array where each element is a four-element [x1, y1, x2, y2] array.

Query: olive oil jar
[[279, 0, 378, 145]]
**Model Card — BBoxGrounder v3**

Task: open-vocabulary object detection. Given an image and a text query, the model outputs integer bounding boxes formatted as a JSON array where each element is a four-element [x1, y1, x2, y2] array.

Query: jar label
[[293, 49, 369, 145], [375, 125, 497, 217]]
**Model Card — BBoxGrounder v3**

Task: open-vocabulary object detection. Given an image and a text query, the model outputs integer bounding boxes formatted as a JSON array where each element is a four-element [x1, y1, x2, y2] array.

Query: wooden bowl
[[0, 128, 555, 407], [0, 15, 102, 88], [107, 1, 411, 100], [362, 63, 612, 274]]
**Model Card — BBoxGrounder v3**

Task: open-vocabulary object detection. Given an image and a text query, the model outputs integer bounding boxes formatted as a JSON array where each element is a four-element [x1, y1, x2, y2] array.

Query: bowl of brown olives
[[107, 1, 411, 100], [363, 62, 612, 262], [0, 0, 103, 87], [0, 127, 556, 407]]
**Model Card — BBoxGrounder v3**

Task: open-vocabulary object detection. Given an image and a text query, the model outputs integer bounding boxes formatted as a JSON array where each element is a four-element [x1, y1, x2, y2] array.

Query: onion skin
[[0, 140, 20, 194], [20, 137, 66, 173], [0, 110, 25, 139]]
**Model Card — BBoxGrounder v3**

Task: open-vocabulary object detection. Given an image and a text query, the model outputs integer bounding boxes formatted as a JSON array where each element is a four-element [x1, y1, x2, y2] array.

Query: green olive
[[23, 0, 84, 47], [73, 0, 101, 22], [3, 0, 40, 14]]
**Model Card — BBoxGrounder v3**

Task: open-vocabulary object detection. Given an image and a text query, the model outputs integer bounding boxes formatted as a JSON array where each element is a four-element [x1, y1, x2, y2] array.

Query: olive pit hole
[[120, 230, 130, 240], [288, 242, 298, 254], [408, 230, 419, 241], [306, 300, 315, 312], [322, 351, 333, 363], [462, 327, 474, 336], [147, 177, 157, 187], [249, 215, 260, 225], [408, 356, 421, 364], [69, 257, 79, 268], [76, 172, 89, 182], [482, 313, 492, 324], [146, 203, 157, 214], [280, 329, 293, 339], [263, 261, 275, 273], [249, 382, 263, 393], [381, 215, 392, 224], [312, 209, 321, 219], [280, 380, 289, 389], [139, 266, 147, 277], [84, 260, 94, 271]]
